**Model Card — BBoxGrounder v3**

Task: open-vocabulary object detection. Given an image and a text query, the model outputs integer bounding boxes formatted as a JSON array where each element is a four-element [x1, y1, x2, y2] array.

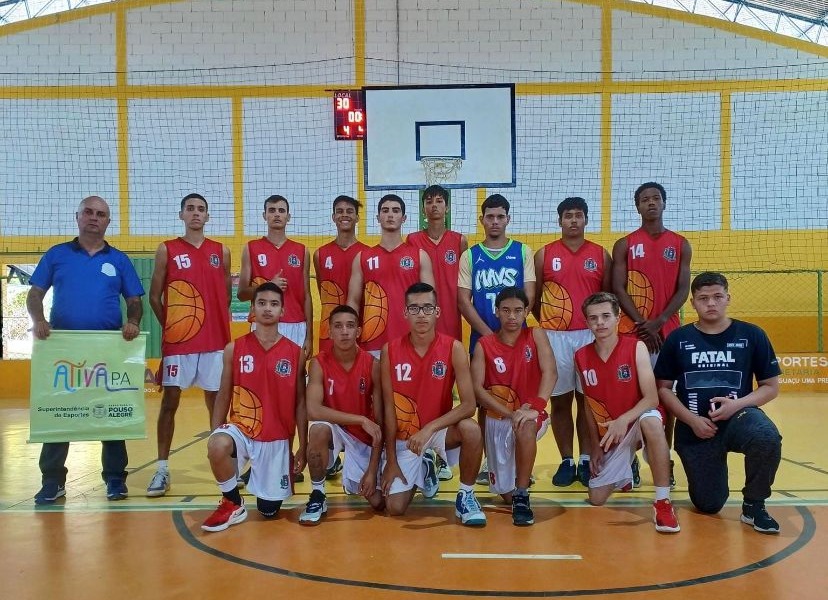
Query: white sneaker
[[421, 450, 440, 499], [299, 490, 328, 525], [455, 489, 486, 526], [146, 470, 170, 497]]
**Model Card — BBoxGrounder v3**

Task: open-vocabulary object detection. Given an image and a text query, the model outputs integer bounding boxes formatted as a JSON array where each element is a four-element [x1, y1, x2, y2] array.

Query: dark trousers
[[39, 441, 128, 485], [676, 407, 781, 514]]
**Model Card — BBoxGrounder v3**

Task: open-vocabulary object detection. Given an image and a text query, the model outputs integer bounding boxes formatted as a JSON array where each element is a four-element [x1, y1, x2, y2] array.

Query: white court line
[[442, 553, 582, 560]]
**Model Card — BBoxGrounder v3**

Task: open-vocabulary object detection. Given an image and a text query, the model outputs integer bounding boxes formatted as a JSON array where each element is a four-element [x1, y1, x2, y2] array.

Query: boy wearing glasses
[[380, 282, 487, 526], [471, 287, 557, 525]]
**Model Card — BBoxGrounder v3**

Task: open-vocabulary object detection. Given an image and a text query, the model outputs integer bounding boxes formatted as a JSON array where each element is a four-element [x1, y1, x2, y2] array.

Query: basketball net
[[421, 156, 464, 186]]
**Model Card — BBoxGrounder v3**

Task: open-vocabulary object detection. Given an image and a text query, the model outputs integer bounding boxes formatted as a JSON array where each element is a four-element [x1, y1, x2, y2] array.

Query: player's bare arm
[[312, 249, 322, 295], [148, 242, 168, 324], [512, 328, 557, 429], [380, 346, 406, 494], [531, 247, 545, 321], [601, 249, 613, 292], [237, 244, 255, 301], [522, 245, 537, 309], [122, 296, 143, 341], [26, 285, 50, 339], [222, 245, 232, 305], [458, 286, 494, 337], [346, 252, 364, 312], [210, 343, 235, 431], [294, 349, 308, 474], [360, 359, 385, 498], [611, 238, 645, 324], [471, 345, 512, 419], [418, 249, 436, 288], [657, 379, 717, 440], [302, 247, 313, 356]]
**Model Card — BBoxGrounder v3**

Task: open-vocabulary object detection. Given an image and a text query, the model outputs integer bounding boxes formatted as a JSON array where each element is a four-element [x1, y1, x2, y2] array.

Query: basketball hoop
[[420, 156, 464, 186]]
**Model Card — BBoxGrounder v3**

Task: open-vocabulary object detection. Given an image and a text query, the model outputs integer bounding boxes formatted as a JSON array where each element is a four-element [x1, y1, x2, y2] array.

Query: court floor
[[2, 392, 827, 599]]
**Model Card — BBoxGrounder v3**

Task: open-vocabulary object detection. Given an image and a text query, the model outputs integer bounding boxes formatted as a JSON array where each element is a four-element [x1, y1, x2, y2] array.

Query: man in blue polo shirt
[[27, 196, 145, 504]]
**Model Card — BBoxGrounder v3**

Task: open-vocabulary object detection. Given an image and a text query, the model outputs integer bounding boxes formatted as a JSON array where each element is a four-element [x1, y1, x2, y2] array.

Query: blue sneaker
[[455, 489, 486, 527], [421, 450, 440, 499], [326, 454, 343, 480], [35, 482, 66, 505], [106, 479, 128, 501]]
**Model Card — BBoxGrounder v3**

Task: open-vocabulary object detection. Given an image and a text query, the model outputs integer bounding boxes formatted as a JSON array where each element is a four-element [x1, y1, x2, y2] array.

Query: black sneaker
[[552, 460, 576, 487], [326, 454, 343, 480], [512, 493, 534, 526], [631, 455, 641, 488], [741, 502, 780, 534], [669, 459, 676, 490], [577, 460, 591, 487]]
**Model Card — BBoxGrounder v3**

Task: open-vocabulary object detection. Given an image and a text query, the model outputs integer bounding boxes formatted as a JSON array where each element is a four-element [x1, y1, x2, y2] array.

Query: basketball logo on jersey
[[209, 253, 220, 268], [275, 359, 293, 377], [617, 364, 632, 381], [663, 247, 677, 262], [359, 377, 367, 394], [444, 250, 457, 265], [523, 345, 533, 362], [288, 254, 300, 267], [399, 256, 415, 270], [431, 361, 447, 379], [280, 475, 289, 490], [584, 258, 598, 272]]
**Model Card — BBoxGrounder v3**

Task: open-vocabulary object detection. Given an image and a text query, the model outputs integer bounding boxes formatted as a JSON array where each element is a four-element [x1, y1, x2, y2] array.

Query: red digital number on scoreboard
[[334, 90, 365, 141]]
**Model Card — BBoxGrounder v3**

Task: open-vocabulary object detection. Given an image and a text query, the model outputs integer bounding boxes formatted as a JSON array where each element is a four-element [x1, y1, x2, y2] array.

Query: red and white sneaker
[[653, 498, 680, 533], [202, 498, 247, 532]]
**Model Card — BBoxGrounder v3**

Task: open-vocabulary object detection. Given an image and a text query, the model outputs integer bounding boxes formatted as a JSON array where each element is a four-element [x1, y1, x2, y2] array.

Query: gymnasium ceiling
[[1, 0, 826, 46]]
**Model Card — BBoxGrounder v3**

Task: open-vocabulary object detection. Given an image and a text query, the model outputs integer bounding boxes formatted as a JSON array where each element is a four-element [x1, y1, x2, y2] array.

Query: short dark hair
[[253, 281, 284, 303], [557, 197, 588, 218], [481, 193, 509, 215], [332, 195, 361, 213], [691, 271, 729, 294], [181, 193, 208, 211], [582, 292, 620, 317], [422, 185, 449, 207], [405, 281, 436, 304], [634, 182, 666, 205], [329, 304, 359, 322], [495, 286, 529, 308], [264, 194, 289, 212], [378, 194, 405, 215]]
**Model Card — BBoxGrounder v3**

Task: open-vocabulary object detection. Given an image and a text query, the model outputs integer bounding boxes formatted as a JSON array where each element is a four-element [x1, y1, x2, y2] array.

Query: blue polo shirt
[[30, 238, 145, 331]]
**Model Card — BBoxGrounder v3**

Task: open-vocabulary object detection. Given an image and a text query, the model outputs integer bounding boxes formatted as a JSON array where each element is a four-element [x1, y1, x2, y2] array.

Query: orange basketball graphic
[[585, 394, 612, 438], [539, 281, 573, 330], [487, 385, 520, 419], [165, 280, 205, 344], [394, 392, 420, 440], [319, 280, 347, 340], [360, 281, 388, 343], [619, 270, 655, 334], [232, 386, 263, 438]]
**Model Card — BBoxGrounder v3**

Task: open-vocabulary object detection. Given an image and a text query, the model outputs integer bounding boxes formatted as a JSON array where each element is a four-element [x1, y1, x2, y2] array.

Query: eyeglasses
[[406, 304, 437, 315]]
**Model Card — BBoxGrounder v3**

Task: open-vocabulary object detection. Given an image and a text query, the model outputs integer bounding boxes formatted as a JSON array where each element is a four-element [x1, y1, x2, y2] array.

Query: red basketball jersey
[[407, 230, 463, 340], [247, 238, 307, 324], [358, 243, 421, 352], [315, 240, 368, 353], [387, 332, 455, 440], [623, 228, 686, 338], [229, 332, 301, 442], [575, 335, 642, 437], [162, 237, 230, 356], [478, 328, 542, 419], [540, 239, 606, 331], [315, 348, 376, 445]]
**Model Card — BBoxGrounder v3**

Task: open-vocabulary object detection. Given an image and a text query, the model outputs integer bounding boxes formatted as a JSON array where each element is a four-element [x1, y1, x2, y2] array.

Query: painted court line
[[442, 553, 582, 560]]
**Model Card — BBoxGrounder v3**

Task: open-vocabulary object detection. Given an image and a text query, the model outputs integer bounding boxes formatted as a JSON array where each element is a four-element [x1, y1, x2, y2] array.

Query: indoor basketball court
[[2, 392, 827, 599]]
